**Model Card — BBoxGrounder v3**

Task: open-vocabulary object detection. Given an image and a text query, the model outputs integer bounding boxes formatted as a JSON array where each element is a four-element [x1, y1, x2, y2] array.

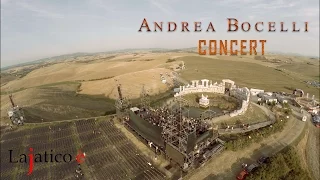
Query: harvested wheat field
[[79, 68, 173, 99], [1, 51, 318, 124], [1, 53, 185, 92]]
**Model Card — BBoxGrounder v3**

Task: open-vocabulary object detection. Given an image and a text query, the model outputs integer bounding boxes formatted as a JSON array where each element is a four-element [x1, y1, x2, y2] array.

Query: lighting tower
[[114, 80, 131, 120], [140, 84, 150, 108], [162, 95, 196, 170], [7, 94, 25, 125]]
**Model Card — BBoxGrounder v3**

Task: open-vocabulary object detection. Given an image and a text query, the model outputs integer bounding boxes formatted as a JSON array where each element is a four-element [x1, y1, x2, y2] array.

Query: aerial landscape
[[1, 0, 319, 180], [1, 48, 319, 180]]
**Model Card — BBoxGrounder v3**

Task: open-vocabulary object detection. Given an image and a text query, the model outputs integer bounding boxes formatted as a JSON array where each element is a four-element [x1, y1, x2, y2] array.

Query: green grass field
[[222, 104, 268, 125], [279, 63, 320, 80], [181, 92, 239, 111], [179, 56, 319, 99], [22, 84, 116, 122]]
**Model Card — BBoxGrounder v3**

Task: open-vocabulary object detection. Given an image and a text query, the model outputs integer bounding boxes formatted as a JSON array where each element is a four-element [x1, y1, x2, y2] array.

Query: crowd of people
[[135, 107, 211, 136], [137, 107, 172, 127]]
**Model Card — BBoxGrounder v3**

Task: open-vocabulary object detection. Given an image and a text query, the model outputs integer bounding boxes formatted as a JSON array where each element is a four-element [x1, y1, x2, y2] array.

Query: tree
[[247, 147, 311, 180], [236, 119, 242, 127]]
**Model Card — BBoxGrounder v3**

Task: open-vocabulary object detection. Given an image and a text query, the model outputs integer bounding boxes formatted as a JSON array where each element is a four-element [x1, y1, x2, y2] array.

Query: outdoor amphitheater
[[115, 78, 253, 174], [1, 77, 272, 180], [173, 79, 250, 117]]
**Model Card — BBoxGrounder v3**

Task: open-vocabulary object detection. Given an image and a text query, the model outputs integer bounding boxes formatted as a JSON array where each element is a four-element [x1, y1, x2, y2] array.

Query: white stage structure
[[199, 94, 210, 108]]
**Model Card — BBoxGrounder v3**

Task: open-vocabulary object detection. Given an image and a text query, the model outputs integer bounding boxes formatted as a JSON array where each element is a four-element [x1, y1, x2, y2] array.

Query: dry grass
[[306, 122, 320, 180], [296, 129, 309, 171], [222, 104, 268, 124], [79, 68, 173, 99], [181, 93, 238, 110], [279, 63, 319, 80], [0, 88, 45, 117], [0, 83, 115, 121], [179, 56, 319, 99], [1, 53, 186, 92], [186, 114, 305, 180], [1, 51, 318, 123]]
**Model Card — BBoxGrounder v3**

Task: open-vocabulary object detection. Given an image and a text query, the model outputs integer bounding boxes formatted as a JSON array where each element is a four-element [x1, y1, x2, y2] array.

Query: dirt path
[[186, 111, 306, 180], [296, 127, 310, 173]]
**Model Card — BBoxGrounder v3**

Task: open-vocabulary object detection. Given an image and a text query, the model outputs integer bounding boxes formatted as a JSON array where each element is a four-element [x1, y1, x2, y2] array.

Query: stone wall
[[174, 79, 225, 97], [173, 79, 250, 118], [229, 87, 250, 117], [250, 88, 265, 96]]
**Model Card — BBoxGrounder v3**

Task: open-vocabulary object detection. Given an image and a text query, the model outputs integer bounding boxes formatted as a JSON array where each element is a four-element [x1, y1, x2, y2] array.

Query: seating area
[[0, 119, 166, 180]]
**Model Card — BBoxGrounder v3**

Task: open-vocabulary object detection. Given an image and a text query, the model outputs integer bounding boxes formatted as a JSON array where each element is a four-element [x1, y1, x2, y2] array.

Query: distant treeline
[[166, 59, 176, 63], [141, 59, 154, 61], [151, 49, 182, 53], [76, 76, 114, 82], [254, 55, 267, 60]]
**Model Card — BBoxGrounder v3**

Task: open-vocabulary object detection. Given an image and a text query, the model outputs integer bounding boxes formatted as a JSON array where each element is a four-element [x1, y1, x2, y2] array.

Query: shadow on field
[[23, 86, 116, 123], [22, 85, 175, 123]]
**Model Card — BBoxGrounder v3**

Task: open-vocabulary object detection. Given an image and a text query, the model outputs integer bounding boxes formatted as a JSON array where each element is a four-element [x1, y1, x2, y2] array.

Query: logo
[[9, 148, 85, 176], [75, 150, 86, 164]]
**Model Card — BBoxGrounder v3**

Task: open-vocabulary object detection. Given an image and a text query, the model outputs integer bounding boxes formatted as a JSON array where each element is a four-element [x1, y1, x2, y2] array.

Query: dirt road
[[306, 115, 320, 180], [186, 108, 306, 180]]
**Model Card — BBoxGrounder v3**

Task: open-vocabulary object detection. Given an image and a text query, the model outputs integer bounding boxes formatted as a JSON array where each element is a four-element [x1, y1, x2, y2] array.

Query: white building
[[250, 88, 264, 96], [308, 107, 319, 114], [130, 107, 140, 112], [222, 79, 235, 87], [262, 95, 278, 104], [276, 95, 288, 104], [265, 92, 273, 96]]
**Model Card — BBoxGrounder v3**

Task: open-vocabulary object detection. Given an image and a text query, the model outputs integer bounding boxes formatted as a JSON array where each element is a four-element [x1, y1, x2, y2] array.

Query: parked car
[[237, 161, 261, 180], [246, 163, 260, 173], [236, 169, 248, 180], [257, 156, 270, 164]]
